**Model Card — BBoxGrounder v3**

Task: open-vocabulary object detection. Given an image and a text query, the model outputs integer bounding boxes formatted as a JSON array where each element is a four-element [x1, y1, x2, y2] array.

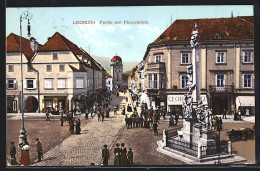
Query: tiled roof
[[6, 33, 35, 61], [106, 72, 112, 78], [39, 32, 81, 52], [153, 16, 254, 43], [111, 55, 122, 62], [68, 64, 87, 72]]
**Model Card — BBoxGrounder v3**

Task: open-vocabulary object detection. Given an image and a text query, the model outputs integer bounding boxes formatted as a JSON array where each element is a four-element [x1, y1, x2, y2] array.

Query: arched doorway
[[25, 96, 38, 113]]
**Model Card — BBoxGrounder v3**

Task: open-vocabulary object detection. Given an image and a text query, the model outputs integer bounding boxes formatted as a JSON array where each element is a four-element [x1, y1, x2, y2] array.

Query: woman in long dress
[[21, 141, 30, 166], [114, 143, 121, 166], [120, 143, 128, 166]]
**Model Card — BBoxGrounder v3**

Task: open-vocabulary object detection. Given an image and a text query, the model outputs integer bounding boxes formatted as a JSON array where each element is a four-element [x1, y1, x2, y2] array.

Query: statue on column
[[190, 24, 199, 48]]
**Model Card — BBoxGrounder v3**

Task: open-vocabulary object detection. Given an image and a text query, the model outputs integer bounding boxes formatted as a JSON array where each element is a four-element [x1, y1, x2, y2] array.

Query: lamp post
[[19, 11, 33, 144]]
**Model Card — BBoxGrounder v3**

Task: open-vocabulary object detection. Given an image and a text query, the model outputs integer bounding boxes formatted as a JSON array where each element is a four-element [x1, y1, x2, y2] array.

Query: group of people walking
[[212, 116, 223, 131], [9, 138, 43, 166], [101, 143, 133, 166], [69, 118, 81, 135]]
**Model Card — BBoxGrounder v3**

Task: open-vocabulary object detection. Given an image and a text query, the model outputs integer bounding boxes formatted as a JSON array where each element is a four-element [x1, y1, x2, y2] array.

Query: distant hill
[[92, 55, 139, 73]]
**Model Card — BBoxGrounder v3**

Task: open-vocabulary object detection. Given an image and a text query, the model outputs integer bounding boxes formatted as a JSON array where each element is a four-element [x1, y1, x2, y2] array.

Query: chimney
[[231, 11, 233, 18], [30, 37, 38, 52]]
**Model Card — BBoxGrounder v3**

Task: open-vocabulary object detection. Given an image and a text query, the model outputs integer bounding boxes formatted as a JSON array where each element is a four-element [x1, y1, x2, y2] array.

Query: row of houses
[[129, 16, 255, 116], [6, 32, 112, 113]]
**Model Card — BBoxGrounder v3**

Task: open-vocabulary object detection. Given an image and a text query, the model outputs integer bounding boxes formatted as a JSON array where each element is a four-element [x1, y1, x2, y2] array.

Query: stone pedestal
[[181, 118, 197, 143]]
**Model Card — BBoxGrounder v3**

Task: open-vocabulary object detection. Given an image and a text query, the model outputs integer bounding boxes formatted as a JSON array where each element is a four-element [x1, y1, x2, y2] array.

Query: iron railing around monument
[[165, 130, 229, 158]]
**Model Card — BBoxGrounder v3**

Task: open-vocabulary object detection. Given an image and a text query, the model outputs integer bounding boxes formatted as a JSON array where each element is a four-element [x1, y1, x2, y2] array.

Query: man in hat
[[127, 148, 133, 166], [153, 121, 159, 135], [114, 143, 121, 166], [10, 141, 17, 165], [102, 144, 109, 166], [36, 138, 43, 162]]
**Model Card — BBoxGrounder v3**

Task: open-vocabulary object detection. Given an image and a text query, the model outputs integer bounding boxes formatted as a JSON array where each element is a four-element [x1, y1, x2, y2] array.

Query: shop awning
[[236, 96, 255, 107]]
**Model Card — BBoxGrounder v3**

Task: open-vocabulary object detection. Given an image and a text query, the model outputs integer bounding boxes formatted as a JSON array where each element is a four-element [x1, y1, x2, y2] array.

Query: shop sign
[[167, 94, 208, 105]]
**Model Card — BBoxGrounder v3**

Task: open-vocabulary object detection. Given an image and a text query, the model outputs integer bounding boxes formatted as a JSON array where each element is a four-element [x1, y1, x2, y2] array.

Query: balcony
[[147, 62, 165, 71], [209, 85, 234, 93]]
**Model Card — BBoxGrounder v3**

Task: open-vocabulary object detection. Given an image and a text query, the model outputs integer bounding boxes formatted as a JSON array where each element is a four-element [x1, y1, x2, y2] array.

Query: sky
[[6, 5, 253, 62]]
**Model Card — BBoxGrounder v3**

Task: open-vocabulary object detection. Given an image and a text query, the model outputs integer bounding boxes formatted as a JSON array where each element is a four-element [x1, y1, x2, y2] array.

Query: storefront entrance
[[211, 97, 228, 115]]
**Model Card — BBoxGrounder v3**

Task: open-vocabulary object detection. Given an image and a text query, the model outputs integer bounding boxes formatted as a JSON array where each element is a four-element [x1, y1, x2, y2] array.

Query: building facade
[[142, 16, 254, 115], [6, 32, 108, 113]]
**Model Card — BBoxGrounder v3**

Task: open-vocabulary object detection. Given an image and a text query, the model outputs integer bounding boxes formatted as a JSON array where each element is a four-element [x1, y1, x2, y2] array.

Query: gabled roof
[[153, 16, 254, 43], [6, 33, 35, 61], [39, 32, 81, 52]]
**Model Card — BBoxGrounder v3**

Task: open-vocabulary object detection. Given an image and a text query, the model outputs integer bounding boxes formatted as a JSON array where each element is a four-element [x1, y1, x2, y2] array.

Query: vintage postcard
[[6, 5, 255, 167]]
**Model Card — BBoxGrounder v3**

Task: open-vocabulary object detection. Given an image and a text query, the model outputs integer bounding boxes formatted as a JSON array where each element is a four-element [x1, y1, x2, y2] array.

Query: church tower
[[110, 55, 123, 90]]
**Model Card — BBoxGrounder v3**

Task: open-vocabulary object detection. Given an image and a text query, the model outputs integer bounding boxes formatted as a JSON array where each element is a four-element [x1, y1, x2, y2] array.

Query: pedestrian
[[149, 117, 153, 130], [216, 117, 220, 131], [46, 110, 50, 121], [101, 110, 105, 122], [120, 143, 128, 166], [125, 116, 129, 129], [69, 119, 75, 134], [106, 108, 109, 118], [222, 108, 227, 119], [132, 115, 136, 128], [169, 115, 174, 127], [126, 97, 128, 102], [102, 144, 109, 166], [35, 138, 43, 162], [175, 113, 179, 126], [10, 141, 17, 165], [153, 121, 159, 135], [128, 116, 132, 129], [122, 106, 125, 115], [97, 110, 101, 122], [140, 116, 144, 128], [60, 114, 64, 126], [90, 107, 93, 118], [75, 119, 81, 134], [114, 106, 117, 115], [212, 117, 216, 130], [127, 148, 133, 166], [21, 141, 30, 166], [114, 143, 121, 166], [135, 116, 139, 128], [219, 117, 223, 131], [85, 108, 89, 120]]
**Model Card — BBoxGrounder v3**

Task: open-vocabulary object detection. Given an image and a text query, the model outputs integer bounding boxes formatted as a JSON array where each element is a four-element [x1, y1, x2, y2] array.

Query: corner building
[[143, 16, 254, 115]]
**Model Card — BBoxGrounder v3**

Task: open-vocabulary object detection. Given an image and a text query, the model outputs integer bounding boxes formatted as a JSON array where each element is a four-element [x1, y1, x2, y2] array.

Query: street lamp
[[19, 11, 33, 144]]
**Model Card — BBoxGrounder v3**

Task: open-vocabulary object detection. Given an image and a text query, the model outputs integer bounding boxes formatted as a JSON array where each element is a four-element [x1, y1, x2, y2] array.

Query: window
[[8, 64, 14, 72], [160, 73, 165, 89], [53, 52, 58, 60], [59, 64, 65, 72], [25, 79, 36, 89], [57, 79, 66, 89], [243, 51, 252, 63], [216, 52, 225, 63], [181, 53, 189, 64], [46, 65, 52, 72], [27, 65, 33, 72], [181, 74, 188, 89], [7, 79, 16, 89], [154, 74, 158, 88], [244, 74, 252, 88], [216, 74, 224, 87], [76, 78, 84, 88], [44, 79, 53, 89], [155, 55, 161, 63], [148, 74, 152, 88]]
